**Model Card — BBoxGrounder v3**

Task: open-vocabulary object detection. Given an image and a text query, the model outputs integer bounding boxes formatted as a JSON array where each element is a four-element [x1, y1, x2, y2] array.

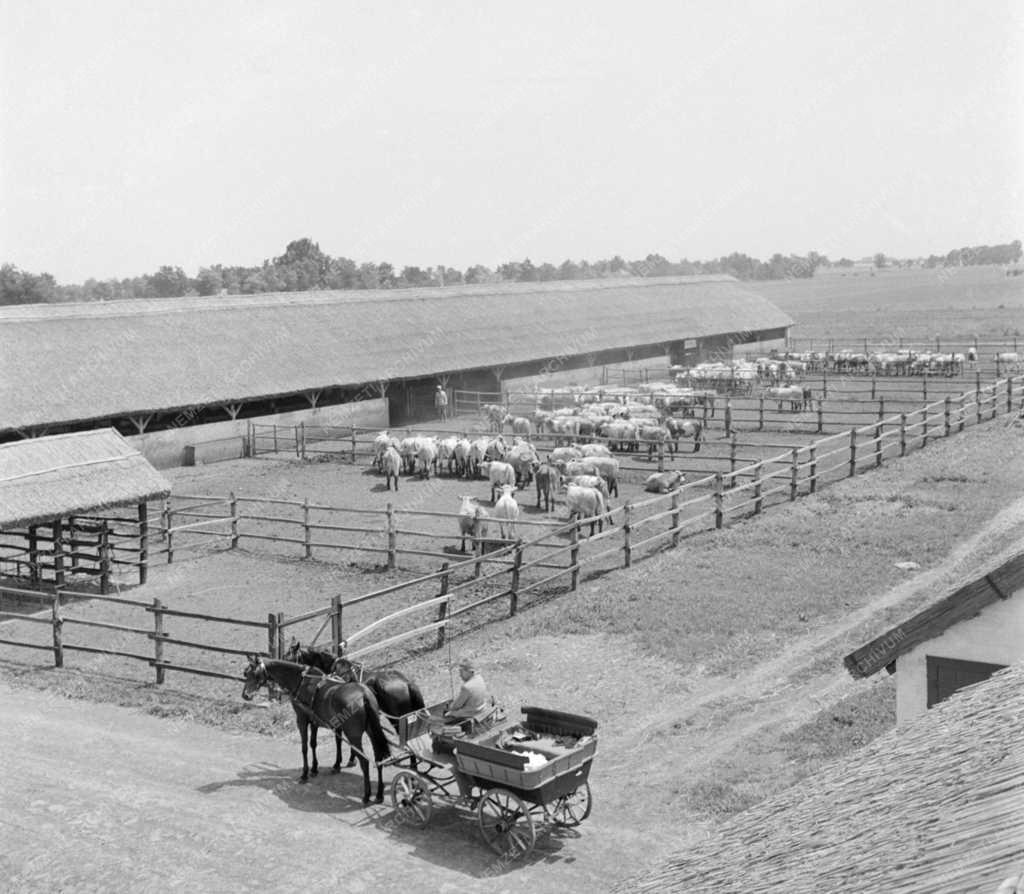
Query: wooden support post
[[570, 523, 580, 591], [728, 433, 738, 489], [509, 542, 523, 616], [944, 396, 952, 437], [303, 497, 311, 559], [276, 612, 285, 660], [99, 521, 111, 595], [350, 426, 357, 464], [822, 370, 828, 399], [28, 525, 40, 584], [808, 445, 817, 494], [52, 518, 65, 587], [622, 503, 632, 568], [816, 400, 824, 434], [273, 424, 278, 453], [386, 503, 397, 571], [267, 612, 278, 662], [137, 502, 149, 585], [436, 565, 450, 648], [975, 371, 982, 411], [849, 428, 858, 477], [790, 447, 799, 500], [923, 376, 928, 402], [297, 423, 305, 459], [714, 473, 725, 528], [957, 394, 965, 432], [877, 398, 885, 421], [874, 422, 883, 467], [472, 512, 484, 579], [724, 399, 733, 436], [671, 488, 682, 546], [758, 396, 764, 431], [51, 591, 63, 668], [228, 492, 239, 550], [1008, 376, 1014, 415], [900, 413, 908, 456], [753, 465, 763, 515], [871, 377, 876, 399], [657, 443, 665, 473], [331, 594, 343, 657], [153, 598, 165, 684]]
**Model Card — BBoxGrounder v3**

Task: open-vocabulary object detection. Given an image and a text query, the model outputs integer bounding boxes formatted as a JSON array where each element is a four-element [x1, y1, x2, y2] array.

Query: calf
[[457, 495, 489, 552], [534, 462, 559, 512], [492, 484, 520, 539], [382, 446, 402, 491], [479, 460, 516, 503], [565, 484, 610, 537], [643, 470, 685, 494], [416, 438, 438, 479]]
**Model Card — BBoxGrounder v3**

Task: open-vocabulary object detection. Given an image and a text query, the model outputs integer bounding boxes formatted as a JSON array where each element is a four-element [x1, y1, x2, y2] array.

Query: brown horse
[[284, 640, 355, 767], [241, 656, 390, 803], [329, 656, 426, 720]]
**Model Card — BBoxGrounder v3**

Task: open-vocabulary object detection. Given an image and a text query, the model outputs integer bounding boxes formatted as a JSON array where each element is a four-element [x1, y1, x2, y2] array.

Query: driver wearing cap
[[444, 655, 490, 722]]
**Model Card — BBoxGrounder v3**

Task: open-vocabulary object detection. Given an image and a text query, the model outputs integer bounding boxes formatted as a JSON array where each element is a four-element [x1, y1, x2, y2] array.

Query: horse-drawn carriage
[[385, 702, 598, 859]]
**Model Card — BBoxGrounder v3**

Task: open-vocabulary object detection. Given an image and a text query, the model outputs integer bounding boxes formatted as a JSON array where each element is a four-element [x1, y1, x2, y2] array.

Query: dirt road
[[0, 684, 665, 894]]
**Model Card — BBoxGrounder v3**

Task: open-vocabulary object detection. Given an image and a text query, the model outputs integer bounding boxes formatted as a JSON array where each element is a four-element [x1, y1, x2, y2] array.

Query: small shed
[[0, 429, 171, 590], [844, 550, 1024, 722]]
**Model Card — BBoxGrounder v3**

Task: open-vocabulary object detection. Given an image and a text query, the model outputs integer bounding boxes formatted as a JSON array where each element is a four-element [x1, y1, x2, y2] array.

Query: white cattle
[[479, 460, 516, 503], [492, 484, 520, 539], [436, 436, 458, 476], [564, 484, 610, 536], [416, 438, 438, 479], [577, 443, 612, 458], [643, 470, 686, 494]]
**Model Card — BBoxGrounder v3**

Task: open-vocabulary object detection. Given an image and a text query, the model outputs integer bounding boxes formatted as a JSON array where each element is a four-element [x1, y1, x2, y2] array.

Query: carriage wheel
[[390, 770, 432, 827], [477, 787, 536, 859], [550, 782, 592, 827]]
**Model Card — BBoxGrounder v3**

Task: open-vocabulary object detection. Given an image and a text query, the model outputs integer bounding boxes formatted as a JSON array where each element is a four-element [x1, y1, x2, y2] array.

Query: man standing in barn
[[434, 384, 449, 421]]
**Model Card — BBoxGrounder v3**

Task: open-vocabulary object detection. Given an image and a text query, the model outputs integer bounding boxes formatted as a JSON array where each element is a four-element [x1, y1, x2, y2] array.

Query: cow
[[550, 446, 583, 465], [504, 415, 534, 436], [664, 417, 703, 453], [452, 438, 472, 478], [580, 454, 619, 498], [479, 460, 516, 503], [372, 431, 393, 471], [564, 474, 610, 503], [639, 424, 674, 459], [457, 495, 489, 553], [481, 404, 506, 432], [381, 445, 402, 491], [765, 385, 810, 412], [506, 440, 540, 489], [415, 438, 438, 479], [534, 462, 559, 512], [577, 443, 612, 458], [492, 484, 520, 539], [565, 484, 610, 537], [436, 436, 458, 476], [643, 470, 686, 494]]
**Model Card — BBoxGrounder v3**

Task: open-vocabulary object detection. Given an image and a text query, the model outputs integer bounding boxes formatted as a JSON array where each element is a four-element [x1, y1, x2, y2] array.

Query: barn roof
[[619, 662, 1024, 894], [0, 276, 791, 431], [0, 429, 171, 528]]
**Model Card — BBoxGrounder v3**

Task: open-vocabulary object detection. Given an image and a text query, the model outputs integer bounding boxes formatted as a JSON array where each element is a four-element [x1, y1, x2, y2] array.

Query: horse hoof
[[299, 776, 308, 784], [331, 767, 341, 775], [310, 769, 318, 777]]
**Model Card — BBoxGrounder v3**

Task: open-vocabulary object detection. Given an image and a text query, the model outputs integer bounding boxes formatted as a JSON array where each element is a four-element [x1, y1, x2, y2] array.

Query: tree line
[[2, 237, 1020, 305]]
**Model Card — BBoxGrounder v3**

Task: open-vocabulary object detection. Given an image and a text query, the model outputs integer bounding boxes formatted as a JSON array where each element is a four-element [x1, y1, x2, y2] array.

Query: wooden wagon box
[[454, 705, 597, 799]]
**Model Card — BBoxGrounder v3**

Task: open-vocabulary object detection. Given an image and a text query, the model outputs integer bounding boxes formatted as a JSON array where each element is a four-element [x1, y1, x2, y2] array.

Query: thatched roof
[[621, 662, 1024, 894], [846, 550, 1024, 678], [0, 429, 171, 528], [0, 276, 792, 431]]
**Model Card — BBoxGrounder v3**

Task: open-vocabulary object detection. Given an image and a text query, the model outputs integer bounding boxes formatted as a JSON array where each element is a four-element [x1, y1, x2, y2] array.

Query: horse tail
[[407, 680, 426, 711], [362, 691, 392, 762]]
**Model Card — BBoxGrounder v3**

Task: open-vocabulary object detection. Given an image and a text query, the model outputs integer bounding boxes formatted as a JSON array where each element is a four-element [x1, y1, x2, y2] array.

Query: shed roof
[[845, 550, 1024, 678], [621, 661, 1024, 894], [0, 276, 792, 431], [0, 430, 171, 528]]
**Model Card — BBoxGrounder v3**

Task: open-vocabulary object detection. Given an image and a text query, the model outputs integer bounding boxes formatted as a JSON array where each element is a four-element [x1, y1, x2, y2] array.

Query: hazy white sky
[[2, 0, 1022, 283]]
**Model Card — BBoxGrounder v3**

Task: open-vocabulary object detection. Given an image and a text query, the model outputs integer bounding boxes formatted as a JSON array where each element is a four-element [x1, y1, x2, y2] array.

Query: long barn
[[0, 275, 792, 465]]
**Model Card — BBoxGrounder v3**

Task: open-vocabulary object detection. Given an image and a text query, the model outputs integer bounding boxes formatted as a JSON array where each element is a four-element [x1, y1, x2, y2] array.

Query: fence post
[[436, 565, 450, 649], [753, 464, 763, 515], [724, 399, 733, 436], [657, 443, 665, 473], [874, 422, 883, 467], [99, 521, 111, 595], [166, 504, 174, 564], [386, 503, 397, 571], [350, 425, 357, 464], [957, 393, 965, 432], [976, 370, 982, 409], [229, 491, 239, 549], [509, 542, 523, 616], [137, 503, 149, 585], [758, 396, 764, 431], [331, 594, 342, 657], [152, 598, 165, 685], [921, 406, 930, 445], [900, 413, 907, 456], [51, 591, 63, 668], [303, 498, 312, 559], [714, 473, 725, 528], [671, 488, 682, 546], [267, 612, 278, 660], [728, 433, 738, 489], [821, 370, 828, 399], [570, 523, 580, 591], [922, 376, 928, 403], [790, 447, 799, 500], [622, 503, 632, 568], [877, 397, 884, 421], [816, 400, 824, 434], [273, 424, 278, 453], [849, 428, 858, 477], [944, 396, 951, 437], [808, 445, 817, 494], [52, 518, 65, 588], [472, 512, 484, 579], [1008, 376, 1014, 415]]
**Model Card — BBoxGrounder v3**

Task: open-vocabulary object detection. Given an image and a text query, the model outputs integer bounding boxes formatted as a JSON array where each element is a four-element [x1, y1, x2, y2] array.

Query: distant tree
[[537, 262, 558, 281], [356, 262, 381, 290], [557, 259, 581, 280], [376, 262, 397, 288], [463, 264, 492, 284], [195, 266, 224, 296], [399, 266, 434, 287], [0, 264, 56, 304], [324, 256, 358, 290], [873, 253, 887, 269]]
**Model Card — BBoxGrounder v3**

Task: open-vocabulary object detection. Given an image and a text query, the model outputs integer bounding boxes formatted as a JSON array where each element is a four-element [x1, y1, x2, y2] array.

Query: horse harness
[[291, 666, 365, 731]]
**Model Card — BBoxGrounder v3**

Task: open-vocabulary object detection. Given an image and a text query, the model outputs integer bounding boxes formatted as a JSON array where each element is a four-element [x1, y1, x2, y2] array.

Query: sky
[[2, 0, 1022, 283]]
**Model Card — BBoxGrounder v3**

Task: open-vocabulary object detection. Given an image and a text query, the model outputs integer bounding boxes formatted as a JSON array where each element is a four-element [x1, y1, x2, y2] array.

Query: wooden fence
[[2, 373, 1020, 681]]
